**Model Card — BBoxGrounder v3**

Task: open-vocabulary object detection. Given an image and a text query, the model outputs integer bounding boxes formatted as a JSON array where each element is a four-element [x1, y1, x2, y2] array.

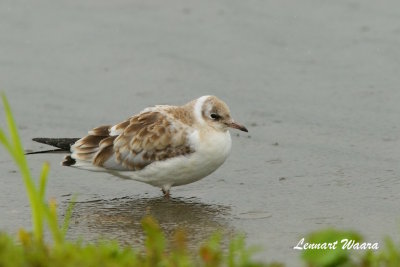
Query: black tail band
[[26, 148, 66, 155], [32, 137, 80, 150]]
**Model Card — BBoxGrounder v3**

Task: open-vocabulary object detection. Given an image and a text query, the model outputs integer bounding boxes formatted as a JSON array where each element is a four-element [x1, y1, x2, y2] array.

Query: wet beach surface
[[1, 1, 400, 265]]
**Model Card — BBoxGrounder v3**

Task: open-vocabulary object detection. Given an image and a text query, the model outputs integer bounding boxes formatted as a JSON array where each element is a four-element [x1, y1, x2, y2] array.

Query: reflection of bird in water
[[29, 96, 248, 198], [64, 196, 234, 249]]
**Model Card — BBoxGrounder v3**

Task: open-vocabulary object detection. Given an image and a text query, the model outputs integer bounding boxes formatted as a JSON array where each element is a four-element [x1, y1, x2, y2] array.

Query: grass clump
[[2, 217, 257, 267], [0, 93, 400, 266]]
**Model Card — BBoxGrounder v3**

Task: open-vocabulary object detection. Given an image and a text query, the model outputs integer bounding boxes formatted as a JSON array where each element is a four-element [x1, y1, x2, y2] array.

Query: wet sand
[[1, 1, 400, 264]]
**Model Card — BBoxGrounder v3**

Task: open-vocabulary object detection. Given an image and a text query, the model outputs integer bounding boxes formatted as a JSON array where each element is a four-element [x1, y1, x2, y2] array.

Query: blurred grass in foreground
[[0, 93, 399, 267]]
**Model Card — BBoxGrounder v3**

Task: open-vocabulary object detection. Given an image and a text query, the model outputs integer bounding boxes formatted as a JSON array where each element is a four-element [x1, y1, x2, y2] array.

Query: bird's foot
[[162, 185, 171, 199]]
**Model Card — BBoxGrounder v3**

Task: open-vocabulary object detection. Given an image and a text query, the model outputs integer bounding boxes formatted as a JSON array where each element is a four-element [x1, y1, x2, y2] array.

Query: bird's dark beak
[[227, 121, 248, 132]]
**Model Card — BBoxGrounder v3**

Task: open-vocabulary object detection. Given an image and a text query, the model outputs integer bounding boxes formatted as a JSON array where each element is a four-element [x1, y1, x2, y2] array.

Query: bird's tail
[[27, 138, 80, 155]]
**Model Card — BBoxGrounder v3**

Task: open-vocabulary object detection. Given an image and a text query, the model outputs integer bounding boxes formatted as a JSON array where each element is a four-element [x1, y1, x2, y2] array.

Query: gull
[[31, 95, 248, 197]]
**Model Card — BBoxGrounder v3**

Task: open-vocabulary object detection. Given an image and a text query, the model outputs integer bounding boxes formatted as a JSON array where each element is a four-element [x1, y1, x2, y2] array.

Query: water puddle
[[64, 196, 234, 249]]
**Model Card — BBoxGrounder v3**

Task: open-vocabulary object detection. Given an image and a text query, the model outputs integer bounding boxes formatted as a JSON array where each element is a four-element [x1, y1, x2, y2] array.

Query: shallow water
[[66, 196, 234, 249], [1, 0, 400, 265]]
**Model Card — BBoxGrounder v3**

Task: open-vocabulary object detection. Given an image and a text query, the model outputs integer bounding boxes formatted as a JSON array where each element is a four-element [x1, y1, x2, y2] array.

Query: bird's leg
[[162, 185, 171, 199], [162, 189, 170, 199]]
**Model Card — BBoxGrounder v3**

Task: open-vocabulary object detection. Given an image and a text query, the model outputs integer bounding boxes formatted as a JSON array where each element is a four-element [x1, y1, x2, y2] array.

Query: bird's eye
[[210, 113, 221, 120]]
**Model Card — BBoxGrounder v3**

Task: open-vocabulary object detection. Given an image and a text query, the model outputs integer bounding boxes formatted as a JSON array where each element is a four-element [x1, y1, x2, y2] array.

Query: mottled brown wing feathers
[[70, 125, 112, 162], [112, 111, 193, 171], [93, 143, 115, 166], [89, 125, 110, 136], [75, 135, 105, 148], [69, 110, 194, 171]]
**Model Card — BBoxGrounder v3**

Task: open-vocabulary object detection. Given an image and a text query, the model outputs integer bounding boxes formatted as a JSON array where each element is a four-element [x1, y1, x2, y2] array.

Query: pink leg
[[162, 185, 171, 199]]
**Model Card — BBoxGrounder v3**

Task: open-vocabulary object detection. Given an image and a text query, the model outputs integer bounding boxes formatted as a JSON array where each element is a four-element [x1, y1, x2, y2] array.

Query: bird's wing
[[67, 110, 194, 171]]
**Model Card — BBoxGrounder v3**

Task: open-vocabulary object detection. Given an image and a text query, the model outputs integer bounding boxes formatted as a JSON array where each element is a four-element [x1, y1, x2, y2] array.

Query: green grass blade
[[62, 195, 76, 238], [39, 162, 50, 200], [1, 93, 43, 242], [0, 128, 13, 155], [44, 200, 63, 246], [1, 94, 25, 160]]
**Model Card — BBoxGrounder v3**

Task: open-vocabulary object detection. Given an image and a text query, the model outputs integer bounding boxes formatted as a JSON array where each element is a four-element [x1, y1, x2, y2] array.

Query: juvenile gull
[[32, 95, 248, 197]]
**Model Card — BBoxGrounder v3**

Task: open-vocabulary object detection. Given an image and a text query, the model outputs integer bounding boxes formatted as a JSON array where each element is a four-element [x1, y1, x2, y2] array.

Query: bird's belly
[[118, 130, 232, 187]]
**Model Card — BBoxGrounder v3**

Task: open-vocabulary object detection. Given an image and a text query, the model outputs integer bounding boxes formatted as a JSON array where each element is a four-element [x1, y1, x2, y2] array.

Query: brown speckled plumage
[[70, 108, 194, 171], [32, 95, 248, 197]]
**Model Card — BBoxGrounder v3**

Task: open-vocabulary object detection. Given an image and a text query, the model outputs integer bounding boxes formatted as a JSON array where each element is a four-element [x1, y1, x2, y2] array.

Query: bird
[[30, 95, 248, 198]]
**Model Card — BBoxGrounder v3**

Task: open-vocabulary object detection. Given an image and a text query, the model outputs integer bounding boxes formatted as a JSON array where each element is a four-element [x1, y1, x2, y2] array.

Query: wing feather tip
[[62, 155, 76, 166]]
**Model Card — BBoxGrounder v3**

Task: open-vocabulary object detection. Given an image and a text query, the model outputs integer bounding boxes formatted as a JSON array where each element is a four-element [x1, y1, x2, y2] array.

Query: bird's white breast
[[117, 129, 232, 188], [192, 129, 232, 176]]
